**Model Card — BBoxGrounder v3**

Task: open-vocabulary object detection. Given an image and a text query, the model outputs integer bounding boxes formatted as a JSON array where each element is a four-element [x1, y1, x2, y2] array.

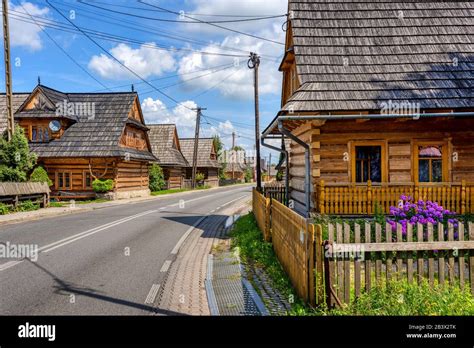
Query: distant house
[[2, 84, 156, 199], [224, 161, 248, 182], [148, 124, 188, 189], [262, 0, 474, 216], [180, 138, 220, 187]]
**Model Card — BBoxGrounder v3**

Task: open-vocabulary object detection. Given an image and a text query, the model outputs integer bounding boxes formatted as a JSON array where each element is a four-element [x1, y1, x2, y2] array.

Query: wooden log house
[[180, 138, 220, 187], [2, 84, 156, 199], [148, 124, 188, 189], [262, 0, 474, 216]]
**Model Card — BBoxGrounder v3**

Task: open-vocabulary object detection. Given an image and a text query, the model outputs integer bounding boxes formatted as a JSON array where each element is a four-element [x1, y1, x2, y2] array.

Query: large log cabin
[[262, 0, 474, 217], [148, 124, 188, 189], [180, 138, 220, 187], [3, 84, 156, 199]]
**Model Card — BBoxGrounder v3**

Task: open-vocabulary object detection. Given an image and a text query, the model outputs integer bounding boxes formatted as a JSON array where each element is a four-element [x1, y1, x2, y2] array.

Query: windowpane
[[65, 173, 70, 188], [355, 146, 382, 183], [59, 174, 64, 188], [432, 160, 442, 182], [418, 159, 430, 182]]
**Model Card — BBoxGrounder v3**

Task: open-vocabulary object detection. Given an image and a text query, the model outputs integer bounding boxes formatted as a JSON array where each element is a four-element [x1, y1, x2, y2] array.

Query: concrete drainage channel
[[205, 215, 269, 316]]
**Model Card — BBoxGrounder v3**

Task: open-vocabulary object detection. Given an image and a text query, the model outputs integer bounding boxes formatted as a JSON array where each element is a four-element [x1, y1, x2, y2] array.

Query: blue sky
[[1, 0, 288, 163]]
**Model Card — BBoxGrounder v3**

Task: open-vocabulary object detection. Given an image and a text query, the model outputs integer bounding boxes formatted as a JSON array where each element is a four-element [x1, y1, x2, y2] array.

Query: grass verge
[[230, 212, 315, 315]]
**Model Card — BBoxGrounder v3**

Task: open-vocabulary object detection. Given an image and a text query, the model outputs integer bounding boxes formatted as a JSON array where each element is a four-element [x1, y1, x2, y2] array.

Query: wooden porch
[[316, 181, 474, 215]]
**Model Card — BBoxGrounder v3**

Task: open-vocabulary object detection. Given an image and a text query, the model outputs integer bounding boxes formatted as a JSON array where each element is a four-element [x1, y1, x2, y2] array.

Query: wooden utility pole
[[268, 153, 272, 181], [2, 0, 14, 141], [248, 52, 262, 191], [191, 107, 205, 188], [231, 131, 235, 179]]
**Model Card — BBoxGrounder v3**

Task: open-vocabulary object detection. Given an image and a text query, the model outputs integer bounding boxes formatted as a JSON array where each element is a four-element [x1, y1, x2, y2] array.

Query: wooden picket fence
[[252, 188, 271, 241], [324, 221, 474, 308], [262, 183, 286, 205]]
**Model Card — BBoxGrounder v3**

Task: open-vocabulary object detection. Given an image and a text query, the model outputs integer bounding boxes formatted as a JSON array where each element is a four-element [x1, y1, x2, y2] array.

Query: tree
[[149, 163, 165, 192], [244, 168, 253, 183], [0, 128, 37, 182], [213, 135, 223, 155], [213, 135, 227, 180], [30, 166, 53, 186]]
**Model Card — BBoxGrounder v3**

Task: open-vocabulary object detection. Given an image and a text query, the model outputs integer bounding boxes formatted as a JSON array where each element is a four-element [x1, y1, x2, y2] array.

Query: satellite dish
[[49, 120, 61, 132]]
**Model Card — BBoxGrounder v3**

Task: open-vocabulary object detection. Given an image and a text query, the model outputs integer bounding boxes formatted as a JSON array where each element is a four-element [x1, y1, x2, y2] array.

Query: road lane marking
[[0, 260, 23, 272], [170, 194, 248, 255], [160, 260, 172, 273], [145, 284, 161, 304]]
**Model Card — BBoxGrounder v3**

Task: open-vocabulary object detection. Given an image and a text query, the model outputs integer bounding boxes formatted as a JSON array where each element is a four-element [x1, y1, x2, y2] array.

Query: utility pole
[[268, 153, 272, 181], [231, 131, 235, 180], [2, 0, 14, 141], [248, 52, 262, 191], [191, 107, 206, 189]]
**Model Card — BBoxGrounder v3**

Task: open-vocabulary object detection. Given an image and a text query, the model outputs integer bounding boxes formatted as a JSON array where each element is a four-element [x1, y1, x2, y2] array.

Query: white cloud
[[88, 43, 176, 80], [176, 23, 285, 99], [5, 2, 50, 51]]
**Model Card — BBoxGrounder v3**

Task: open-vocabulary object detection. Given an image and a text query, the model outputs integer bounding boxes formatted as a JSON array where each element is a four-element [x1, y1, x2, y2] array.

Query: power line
[[82, 0, 285, 18], [138, 1, 285, 46], [192, 65, 243, 99], [76, 0, 287, 24], [49, 0, 275, 58], [45, 0, 193, 111], [9, 11, 249, 58], [13, 1, 110, 91]]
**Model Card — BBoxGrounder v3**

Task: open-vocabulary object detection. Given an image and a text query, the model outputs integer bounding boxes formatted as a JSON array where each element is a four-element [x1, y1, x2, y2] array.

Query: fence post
[[315, 224, 324, 305], [367, 180, 372, 215], [461, 180, 466, 215], [319, 180, 325, 214], [265, 197, 271, 242], [308, 224, 316, 307], [470, 222, 474, 296], [414, 182, 419, 202], [323, 240, 335, 309]]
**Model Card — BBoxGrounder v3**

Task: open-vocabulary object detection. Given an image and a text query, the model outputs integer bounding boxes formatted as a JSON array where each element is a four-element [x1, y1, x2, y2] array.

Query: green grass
[[230, 213, 315, 315], [151, 188, 189, 196], [0, 200, 40, 214], [332, 279, 474, 316]]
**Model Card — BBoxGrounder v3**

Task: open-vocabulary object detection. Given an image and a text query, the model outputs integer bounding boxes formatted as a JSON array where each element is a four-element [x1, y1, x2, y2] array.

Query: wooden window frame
[[350, 140, 388, 183], [83, 170, 93, 189], [55, 171, 73, 190], [412, 140, 449, 184]]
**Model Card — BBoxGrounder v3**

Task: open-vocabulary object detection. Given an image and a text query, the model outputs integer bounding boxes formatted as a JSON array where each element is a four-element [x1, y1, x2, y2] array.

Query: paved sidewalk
[[157, 198, 250, 315]]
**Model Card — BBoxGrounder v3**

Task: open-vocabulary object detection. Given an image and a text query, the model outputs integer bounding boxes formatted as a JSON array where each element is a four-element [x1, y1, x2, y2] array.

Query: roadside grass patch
[[0, 200, 40, 214], [151, 188, 189, 196], [230, 212, 315, 315], [332, 279, 474, 316]]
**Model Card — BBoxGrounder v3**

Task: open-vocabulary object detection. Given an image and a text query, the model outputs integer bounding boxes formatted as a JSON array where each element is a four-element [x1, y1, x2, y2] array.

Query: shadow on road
[[26, 259, 186, 316]]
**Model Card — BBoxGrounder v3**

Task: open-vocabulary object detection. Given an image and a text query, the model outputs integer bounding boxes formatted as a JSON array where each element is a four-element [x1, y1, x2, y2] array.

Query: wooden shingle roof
[[3, 85, 156, 162], [282, 0, 474, 113], [180, 138, 220, 168], [147, 124, 188, 167], [0, 93, 30, 134]]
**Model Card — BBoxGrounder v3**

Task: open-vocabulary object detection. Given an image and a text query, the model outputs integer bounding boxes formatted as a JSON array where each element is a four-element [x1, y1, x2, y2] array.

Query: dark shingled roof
[[180, 138, 220, 168], [0, 93, 30, 134], [3, 85, 156, 162], [147, 124, 188, 167], [281, 0, 474, 113]]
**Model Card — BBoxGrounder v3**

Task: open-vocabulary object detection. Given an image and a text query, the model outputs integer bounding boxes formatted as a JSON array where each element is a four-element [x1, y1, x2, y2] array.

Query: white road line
[[145, 284, 160, 304], [0, 260, 23, 272], [41, 210, 157, 253], [160, 260, 172, 273], [170, 194, 249, 256]]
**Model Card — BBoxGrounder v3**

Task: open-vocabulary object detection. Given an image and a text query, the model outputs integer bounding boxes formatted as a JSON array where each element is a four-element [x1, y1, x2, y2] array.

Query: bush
[[195, 172, 205, 183], [16, 200, 39, 212], [333, 279, 474, 316], [244, 168, 253, 183], [0, 202, 10, 215], [29, 166, 52, 186], [92, 179, 114, 193], [149, 163, 165, 192], [0, 127, 37, 182]]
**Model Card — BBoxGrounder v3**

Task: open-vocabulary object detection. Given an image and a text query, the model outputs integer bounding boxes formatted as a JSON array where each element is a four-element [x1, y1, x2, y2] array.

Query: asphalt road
[[0, 184, 252, 315]]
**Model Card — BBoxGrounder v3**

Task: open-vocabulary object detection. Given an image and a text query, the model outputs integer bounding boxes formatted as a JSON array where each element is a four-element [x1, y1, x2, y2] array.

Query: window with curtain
[[418, 145, 443, 182], [355, 146, 382, 183]]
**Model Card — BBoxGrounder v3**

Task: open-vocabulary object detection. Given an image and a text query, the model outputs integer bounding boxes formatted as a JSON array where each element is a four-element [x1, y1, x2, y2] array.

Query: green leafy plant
[[195, 172, 205, 184], [0, 202, 10, 215], [244, 168, 253, 183], [149, 163, 165, 192], [0, 127, 37, 182], [92, 179, 115, 193], [16, 200, 40, 212], [29, 166, 53, 186]]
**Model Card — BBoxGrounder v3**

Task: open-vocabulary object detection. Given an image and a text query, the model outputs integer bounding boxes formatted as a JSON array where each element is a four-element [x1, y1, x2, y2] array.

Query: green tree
[[30, 166, 53, 186], [0, 127, 37, 182], [213, 135, 223, 155], [149, 163, 165, 192], [244, 168, 253, 183]]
